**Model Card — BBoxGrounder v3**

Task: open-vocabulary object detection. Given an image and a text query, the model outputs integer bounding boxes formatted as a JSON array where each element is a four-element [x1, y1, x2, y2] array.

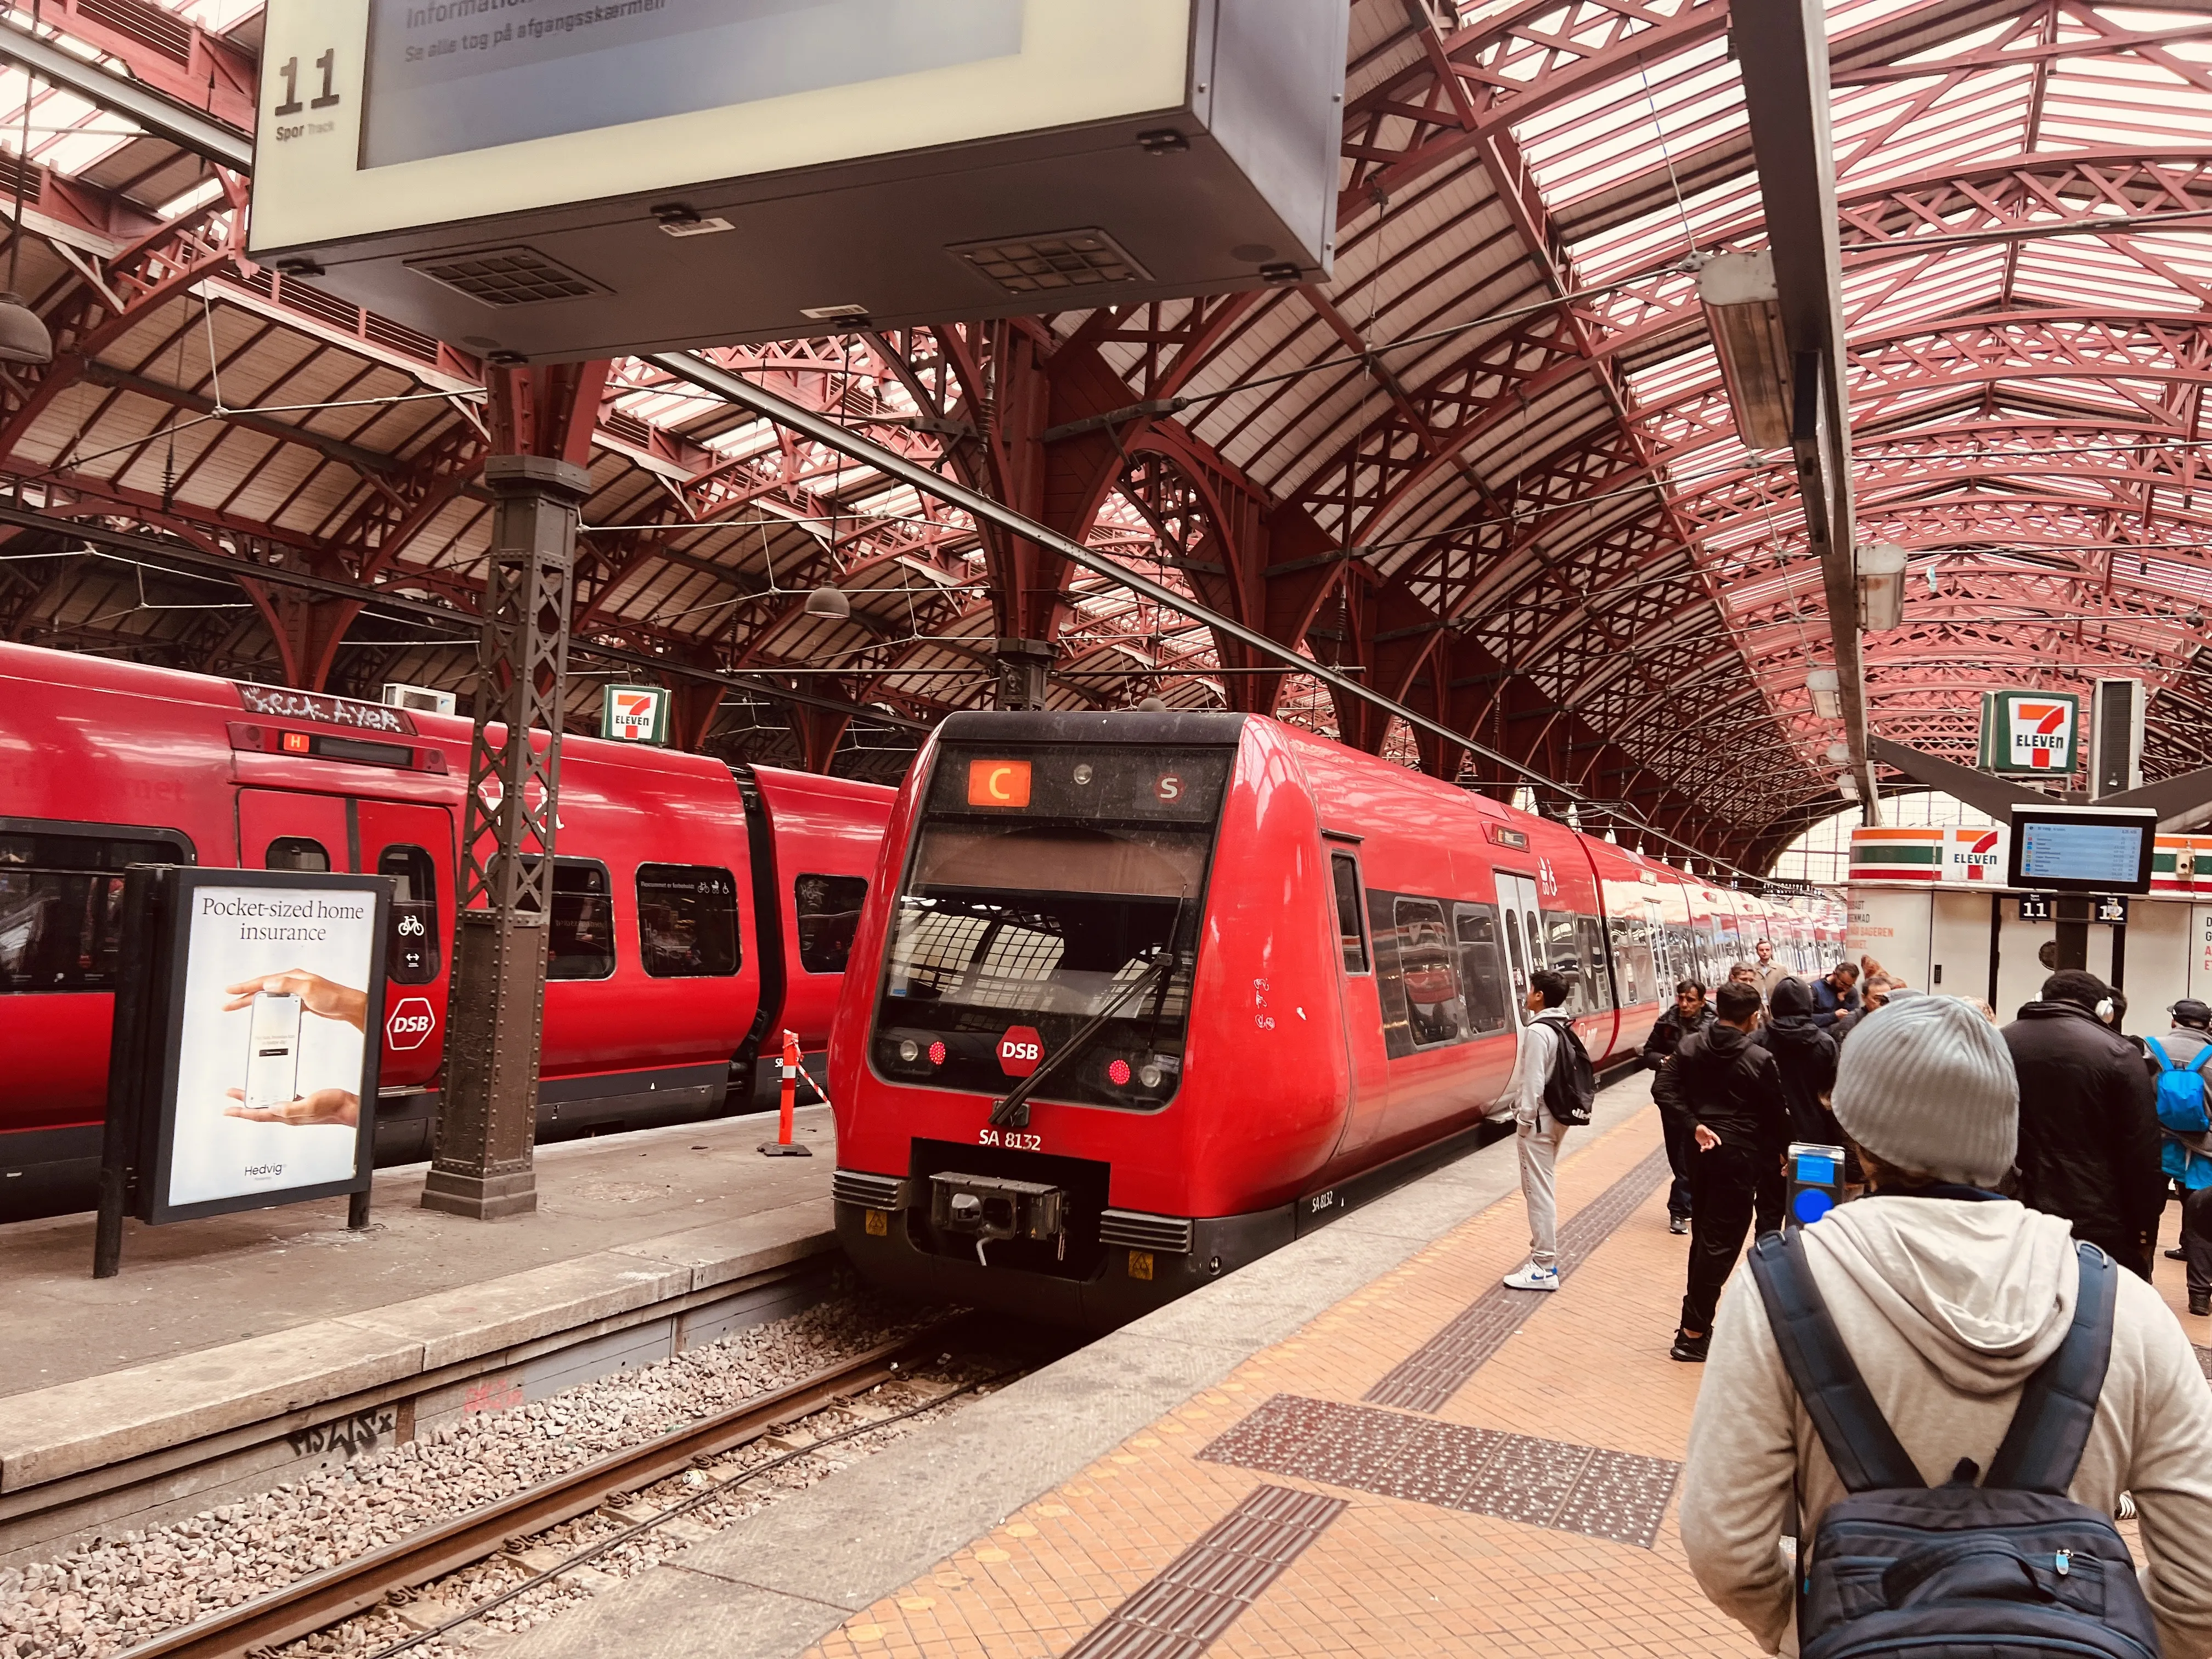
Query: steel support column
[[422, 454, 590, 1222], [1735, 0, 1880, 817]]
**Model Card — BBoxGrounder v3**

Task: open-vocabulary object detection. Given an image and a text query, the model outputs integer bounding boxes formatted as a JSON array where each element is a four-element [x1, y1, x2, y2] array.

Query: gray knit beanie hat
[[1831, 994, 2018, 1188]]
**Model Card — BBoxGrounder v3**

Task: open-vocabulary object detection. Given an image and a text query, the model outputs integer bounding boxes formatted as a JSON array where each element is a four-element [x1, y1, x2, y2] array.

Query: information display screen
[[362, 0, 1024, 168], [2005, 806, 2157, 895]]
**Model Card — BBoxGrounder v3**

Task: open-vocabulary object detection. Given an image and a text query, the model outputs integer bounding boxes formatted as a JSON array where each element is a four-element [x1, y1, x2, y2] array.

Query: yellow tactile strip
[[808, 1110, 1763, 1659]]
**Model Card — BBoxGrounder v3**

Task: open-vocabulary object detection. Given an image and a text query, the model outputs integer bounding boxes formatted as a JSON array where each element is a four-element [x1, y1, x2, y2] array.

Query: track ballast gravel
[[0, 1294, 960, 1659]]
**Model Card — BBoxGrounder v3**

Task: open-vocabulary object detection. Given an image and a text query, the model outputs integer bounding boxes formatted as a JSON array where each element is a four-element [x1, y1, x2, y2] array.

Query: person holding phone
[[219, 969, 366, 1128]]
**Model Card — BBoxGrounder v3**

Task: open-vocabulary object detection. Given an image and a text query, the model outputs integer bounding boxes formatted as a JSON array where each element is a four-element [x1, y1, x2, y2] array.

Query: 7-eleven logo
[[2010, 701, 2073, 769], [1950, 827, 2002, 881]]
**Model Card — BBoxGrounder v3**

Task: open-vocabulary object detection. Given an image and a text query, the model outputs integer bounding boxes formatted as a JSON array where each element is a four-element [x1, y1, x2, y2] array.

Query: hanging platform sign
[[1979, 690, 2080, 775], [601, 685, 670, 744], [246, 0, 1351, 362]]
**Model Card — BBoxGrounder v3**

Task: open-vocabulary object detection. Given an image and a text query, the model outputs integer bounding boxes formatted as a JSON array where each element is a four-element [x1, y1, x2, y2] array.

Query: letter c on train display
[[967, 758, 1032, 808]]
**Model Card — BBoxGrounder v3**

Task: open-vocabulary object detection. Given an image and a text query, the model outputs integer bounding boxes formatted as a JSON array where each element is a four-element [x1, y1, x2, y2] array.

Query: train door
[[1495, 872, 1543, 1101], [357, 802, 455, 1090], [1328, 847, 1392, 1155]]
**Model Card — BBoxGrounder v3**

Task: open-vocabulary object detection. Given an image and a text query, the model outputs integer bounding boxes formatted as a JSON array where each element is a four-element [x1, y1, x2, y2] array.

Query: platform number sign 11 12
[[272, 49, 341, 117]]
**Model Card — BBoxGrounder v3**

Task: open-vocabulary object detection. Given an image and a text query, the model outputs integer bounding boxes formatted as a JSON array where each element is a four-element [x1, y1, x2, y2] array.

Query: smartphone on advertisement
[[244, 991, 303, 1110]]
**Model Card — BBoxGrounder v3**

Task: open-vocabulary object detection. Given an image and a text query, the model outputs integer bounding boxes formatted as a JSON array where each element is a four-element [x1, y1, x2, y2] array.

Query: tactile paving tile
[[1200, 1394, 1680, 1549], [1059, 1483, 1347, 1659], [1364, 1144, 1673, 1412], [2197, 1345, 2212, 1383]]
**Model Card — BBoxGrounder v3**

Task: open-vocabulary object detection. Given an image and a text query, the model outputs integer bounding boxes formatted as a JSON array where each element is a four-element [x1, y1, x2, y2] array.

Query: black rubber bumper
[[834, 1201, 1295, 1331]]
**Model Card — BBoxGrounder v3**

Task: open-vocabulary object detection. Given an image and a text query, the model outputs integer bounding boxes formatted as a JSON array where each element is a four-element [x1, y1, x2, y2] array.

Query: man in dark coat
[[2003, 969, 2166, 1278], [1669, 980, 1787, 1363], [1752, 975, 1840, 1146], [1643, 979, 1714, 1234]]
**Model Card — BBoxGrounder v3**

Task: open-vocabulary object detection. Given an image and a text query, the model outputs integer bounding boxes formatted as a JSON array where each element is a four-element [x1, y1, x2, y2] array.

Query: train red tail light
[[928, 1040, 946, 1066], [1106, 1058, 1131, 1086]]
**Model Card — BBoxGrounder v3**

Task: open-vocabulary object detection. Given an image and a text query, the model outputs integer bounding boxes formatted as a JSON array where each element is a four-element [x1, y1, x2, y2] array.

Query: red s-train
[[0, 642, 891, 1218], [828, 710, 1842, 1328]]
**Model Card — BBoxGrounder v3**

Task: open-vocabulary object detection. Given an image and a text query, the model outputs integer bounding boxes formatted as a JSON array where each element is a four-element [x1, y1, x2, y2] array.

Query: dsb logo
[[386, 996, 437, 1051], [997, 1025, 1043, 1077]]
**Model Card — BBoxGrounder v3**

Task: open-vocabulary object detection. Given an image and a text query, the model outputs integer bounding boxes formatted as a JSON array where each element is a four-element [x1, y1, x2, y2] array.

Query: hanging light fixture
[[0, 66, 49, 367], [1807, 668, 1842, 720], [1136, 695, 1167, 710], [803, 585, 849, 619]]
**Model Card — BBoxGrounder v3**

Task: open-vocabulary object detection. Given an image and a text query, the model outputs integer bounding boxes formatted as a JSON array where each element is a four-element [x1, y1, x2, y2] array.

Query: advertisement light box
[[248, 0, 1351, 360], [2006, 804, 2158, 897]]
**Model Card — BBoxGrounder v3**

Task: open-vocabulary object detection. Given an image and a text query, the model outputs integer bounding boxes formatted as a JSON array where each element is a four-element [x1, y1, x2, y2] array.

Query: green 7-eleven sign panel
[[1979, 690, 2079, 775]]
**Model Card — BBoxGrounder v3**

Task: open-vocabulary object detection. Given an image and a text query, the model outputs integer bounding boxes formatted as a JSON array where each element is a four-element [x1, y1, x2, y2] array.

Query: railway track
[[112, 1323, 985, 1659]]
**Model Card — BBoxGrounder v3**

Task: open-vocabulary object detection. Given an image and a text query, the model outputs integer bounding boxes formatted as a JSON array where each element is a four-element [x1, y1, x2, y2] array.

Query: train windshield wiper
[[988, 951, 1178, 1130]]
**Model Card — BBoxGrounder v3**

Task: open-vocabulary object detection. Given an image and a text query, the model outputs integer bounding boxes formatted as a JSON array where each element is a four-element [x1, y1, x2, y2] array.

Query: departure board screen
[[2006, 808, 2156, 895], [361, 0, 1024, 169]]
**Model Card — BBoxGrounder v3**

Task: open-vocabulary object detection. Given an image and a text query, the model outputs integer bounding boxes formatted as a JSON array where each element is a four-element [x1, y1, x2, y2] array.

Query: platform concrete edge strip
[[496, 1077, 1657, 1659], [0, 1199, 838, 1494]]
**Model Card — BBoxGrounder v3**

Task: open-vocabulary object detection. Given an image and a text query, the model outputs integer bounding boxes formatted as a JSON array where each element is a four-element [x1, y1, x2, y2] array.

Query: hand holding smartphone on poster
[[220, 969, 367, 1129]]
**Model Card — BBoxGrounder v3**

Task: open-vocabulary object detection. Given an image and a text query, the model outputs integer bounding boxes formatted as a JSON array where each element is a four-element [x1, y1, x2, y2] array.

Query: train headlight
[[1137, 1062, 1164, 1090], [1073, 763, 1094, 786], [896, 1039, 921, 1064]]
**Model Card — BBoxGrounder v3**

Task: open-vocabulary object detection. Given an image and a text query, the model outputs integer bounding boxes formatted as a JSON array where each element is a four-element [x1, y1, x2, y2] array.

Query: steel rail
[[112, 1329, 946, 1659]]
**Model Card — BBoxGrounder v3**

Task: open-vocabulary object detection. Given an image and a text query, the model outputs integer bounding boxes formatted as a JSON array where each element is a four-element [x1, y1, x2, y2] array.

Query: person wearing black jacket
[[1643, 979, 1714, 1234], [2003, 969, 2166, 1279], [1751, 975, 1840, 1146], [1670, 980, 1788, 1363]]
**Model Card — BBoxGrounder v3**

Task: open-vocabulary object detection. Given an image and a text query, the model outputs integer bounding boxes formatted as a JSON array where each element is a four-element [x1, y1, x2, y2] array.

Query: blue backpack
[[1748, 1232, 2155, 1659], [2144, 1036, 2212, 1189]]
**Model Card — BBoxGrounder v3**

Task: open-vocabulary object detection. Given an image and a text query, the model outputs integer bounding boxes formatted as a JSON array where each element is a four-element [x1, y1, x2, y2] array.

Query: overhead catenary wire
[[646, 350, 1765, 881]]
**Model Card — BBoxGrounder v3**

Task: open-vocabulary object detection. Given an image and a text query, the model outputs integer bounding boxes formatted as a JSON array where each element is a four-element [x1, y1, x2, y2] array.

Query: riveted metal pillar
[[424, 453, 590, 1220]]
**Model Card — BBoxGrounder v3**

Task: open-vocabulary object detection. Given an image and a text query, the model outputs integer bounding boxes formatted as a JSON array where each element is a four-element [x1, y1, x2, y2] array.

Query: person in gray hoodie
[[1679, 995, 2212, 1657]]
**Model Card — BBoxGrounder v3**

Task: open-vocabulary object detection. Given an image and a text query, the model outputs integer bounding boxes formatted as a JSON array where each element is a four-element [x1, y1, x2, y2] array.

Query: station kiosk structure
[[1847, 822, 2212, 1015]]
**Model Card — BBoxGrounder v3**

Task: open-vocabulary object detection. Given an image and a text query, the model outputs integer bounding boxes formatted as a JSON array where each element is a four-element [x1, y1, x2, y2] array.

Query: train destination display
[[2005, 804, 2157, 895]]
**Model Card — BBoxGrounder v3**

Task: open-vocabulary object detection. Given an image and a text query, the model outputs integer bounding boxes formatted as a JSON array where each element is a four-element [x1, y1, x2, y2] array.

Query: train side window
[[1367, 888, 1414, 1058], [265, 836, 330, 872], [637, 864, 739, 978], [1394, 896, 1463, 1047], [0, 825, 191, 993], [1578, 915, 1616, 1009], [1330, 853, 1369, 974], [377, 844, 441, 985], [794, 873, 868, 975], [1453, 903, 1510, 1035], [524, 857, 617, 980], [1543, 912, 1590, 1013]]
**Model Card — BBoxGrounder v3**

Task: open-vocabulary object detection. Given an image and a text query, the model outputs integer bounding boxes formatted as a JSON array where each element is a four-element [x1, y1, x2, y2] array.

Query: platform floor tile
[[804, 1109, 1763, 1659]]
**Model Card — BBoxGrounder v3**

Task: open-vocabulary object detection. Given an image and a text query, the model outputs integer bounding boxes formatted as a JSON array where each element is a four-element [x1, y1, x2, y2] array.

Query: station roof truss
[[0, 0, 2206, 848]]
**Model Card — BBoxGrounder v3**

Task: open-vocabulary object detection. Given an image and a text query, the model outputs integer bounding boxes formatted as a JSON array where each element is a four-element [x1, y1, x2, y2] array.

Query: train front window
[[872, 743, 1230, 1110]]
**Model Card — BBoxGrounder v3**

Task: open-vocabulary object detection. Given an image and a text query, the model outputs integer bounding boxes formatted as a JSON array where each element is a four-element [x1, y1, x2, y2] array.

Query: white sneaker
[[1503, 1262, 1560, 1291]]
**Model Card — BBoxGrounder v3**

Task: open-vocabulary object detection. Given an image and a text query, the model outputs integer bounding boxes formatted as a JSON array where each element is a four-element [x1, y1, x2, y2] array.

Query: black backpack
[[1747, 1231, 2157, 1659], [1541, 1015, 1595, 1126]]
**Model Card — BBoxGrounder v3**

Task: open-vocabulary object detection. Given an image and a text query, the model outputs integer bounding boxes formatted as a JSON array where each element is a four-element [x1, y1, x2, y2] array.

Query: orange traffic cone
[[759, 1029, 812, 1157]]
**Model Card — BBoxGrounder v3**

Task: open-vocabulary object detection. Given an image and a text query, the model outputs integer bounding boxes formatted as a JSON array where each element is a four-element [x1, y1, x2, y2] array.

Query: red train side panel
[[0, 642, 891, 1216]]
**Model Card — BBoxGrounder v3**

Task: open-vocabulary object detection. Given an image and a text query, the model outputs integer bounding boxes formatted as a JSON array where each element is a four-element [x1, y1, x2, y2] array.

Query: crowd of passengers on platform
[[1488, 943, 2212, 1657]]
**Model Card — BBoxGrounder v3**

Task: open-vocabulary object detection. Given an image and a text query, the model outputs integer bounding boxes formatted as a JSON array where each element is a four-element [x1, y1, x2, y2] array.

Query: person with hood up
[[2005, 969, 2165, 1278], [1752, 975, 1841, 1147], [1680, 995, 2212, 1658]]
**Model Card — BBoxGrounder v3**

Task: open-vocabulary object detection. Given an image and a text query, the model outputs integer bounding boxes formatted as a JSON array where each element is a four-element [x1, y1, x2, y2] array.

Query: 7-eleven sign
[[1946, 826, 2007, 882], [1980, 691, 2079, 775], [601, 685, 669, 744]]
